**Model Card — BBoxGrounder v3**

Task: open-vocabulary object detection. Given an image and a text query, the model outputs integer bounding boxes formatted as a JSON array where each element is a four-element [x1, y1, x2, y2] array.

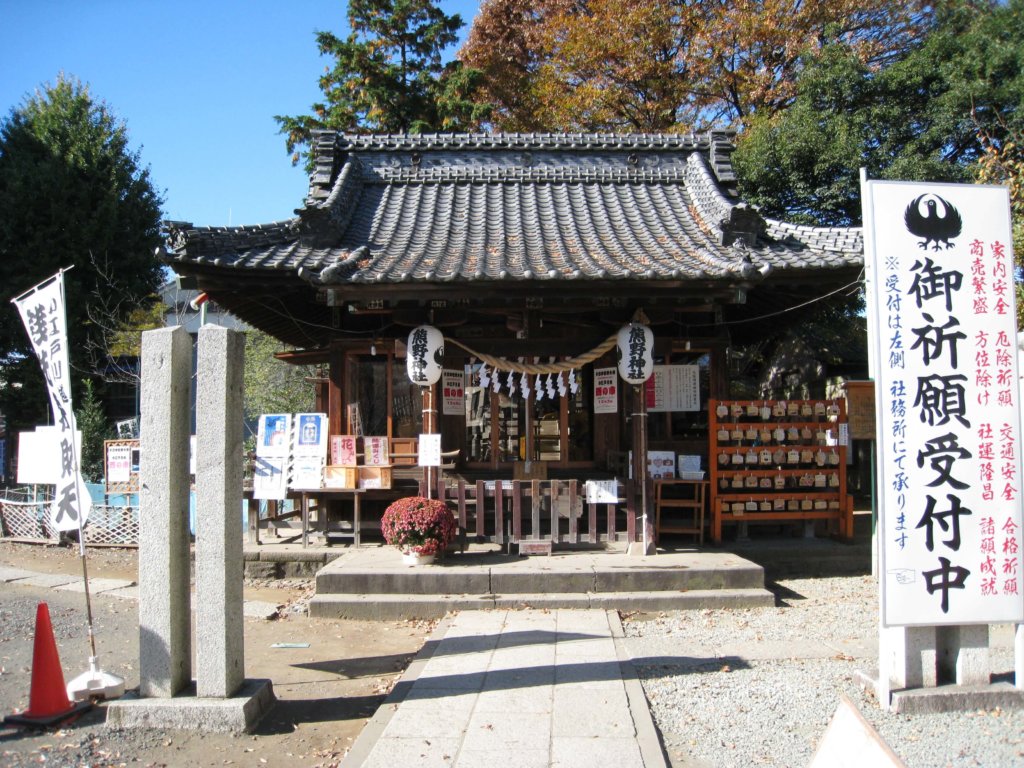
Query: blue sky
[[0, 0, 480, 228]]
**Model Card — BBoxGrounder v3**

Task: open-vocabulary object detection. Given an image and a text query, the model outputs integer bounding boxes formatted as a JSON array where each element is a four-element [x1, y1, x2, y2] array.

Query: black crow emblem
[[904, 194, 962, 251]]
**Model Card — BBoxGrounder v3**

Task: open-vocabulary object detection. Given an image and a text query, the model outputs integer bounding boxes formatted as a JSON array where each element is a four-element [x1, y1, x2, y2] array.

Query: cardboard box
[[324, 465, 358, 489], [358, 465, 392, 489]]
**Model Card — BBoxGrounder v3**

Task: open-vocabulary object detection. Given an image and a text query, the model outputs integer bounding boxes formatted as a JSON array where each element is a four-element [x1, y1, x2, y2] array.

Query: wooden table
[[654, 479, 708, 544], [245, 490, 304, 545], [292, 487, 365, 548]]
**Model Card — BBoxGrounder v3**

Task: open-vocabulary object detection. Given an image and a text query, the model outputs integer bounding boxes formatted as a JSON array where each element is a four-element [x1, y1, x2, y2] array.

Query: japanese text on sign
[[864, 181, 1023, 626], [12, 272, 91, 532]]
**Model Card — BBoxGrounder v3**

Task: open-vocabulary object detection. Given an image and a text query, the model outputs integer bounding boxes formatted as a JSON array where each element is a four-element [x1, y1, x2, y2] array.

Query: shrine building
[[162, 131, 865, 546]]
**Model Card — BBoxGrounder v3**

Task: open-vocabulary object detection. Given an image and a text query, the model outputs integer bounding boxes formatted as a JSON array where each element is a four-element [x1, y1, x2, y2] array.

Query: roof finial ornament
[[720, 203, 766, 247]]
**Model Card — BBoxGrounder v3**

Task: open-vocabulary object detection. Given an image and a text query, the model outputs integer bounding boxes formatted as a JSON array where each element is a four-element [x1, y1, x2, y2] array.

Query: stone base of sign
[[879, 624, 989, 692], [106, 679, 275, 733], [937, 624, 989, 685], [855, 668, 1024, 714]]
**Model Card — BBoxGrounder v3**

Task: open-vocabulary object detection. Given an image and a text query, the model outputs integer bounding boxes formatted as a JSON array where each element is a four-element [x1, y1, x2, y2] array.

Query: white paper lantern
[[406, 325, 444, 386], [616, 323, 654, 384]]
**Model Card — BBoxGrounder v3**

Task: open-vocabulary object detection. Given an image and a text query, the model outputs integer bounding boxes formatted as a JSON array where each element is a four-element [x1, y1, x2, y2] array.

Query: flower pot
[[402, 552, 435, 566]]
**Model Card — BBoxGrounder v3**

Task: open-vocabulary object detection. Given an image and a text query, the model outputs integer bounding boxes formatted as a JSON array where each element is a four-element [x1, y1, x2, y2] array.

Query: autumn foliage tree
[[458, 0, 570, 131], [461, 0, 930, 132]]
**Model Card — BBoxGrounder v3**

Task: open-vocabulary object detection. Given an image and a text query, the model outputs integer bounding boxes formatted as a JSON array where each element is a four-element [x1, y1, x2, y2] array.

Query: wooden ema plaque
[[844, 381, 876, 441]]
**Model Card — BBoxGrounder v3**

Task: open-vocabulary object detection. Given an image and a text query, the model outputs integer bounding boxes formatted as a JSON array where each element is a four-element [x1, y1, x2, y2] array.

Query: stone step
[[308, 588, 776, 620], [314, 553, 766, 596]]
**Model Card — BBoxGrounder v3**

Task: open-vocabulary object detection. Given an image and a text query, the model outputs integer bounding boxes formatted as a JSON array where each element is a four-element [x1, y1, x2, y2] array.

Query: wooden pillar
[[328, 343, 345, 437]]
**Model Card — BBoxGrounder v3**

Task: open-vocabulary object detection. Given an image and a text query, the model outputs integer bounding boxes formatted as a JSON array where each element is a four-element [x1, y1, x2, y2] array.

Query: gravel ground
[[622, 575, 1024, 768], [3, 542, 1022, 767]]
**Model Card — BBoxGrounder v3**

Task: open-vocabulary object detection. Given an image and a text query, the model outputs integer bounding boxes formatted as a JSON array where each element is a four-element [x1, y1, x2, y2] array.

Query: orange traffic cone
[[4, 603, 91, 728]]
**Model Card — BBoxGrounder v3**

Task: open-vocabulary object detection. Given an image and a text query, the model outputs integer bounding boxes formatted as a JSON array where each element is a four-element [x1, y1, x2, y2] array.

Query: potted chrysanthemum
[[380, 496, 457, 565]]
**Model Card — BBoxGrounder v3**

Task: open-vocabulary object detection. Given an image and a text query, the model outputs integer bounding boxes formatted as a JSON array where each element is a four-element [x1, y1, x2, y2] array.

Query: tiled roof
[[163, 131, 863, 287]]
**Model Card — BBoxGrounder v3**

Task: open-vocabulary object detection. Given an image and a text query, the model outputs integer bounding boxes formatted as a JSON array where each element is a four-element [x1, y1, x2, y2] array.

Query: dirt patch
[[0, 541, 139, 583], [0, 541, 435, 766]]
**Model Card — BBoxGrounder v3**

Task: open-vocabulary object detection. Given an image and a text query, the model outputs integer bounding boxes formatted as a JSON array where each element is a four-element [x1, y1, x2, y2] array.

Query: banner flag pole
[[11, 268, 123, 701]]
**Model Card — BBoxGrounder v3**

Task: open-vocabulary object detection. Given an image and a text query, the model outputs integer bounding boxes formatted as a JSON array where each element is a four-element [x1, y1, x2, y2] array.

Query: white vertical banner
[[864, 180, 1023, 626], [442, 369, 465, 416], [593, 367, 618, 414], [12, 270, 92, 532]]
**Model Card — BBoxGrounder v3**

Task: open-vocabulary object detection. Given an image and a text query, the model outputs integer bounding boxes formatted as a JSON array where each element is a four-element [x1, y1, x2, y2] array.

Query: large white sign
[[17, 427, 83, 485], [12, 272, 91, 531], [864, 180, 1023, 626], [645, 365, 700, 412]]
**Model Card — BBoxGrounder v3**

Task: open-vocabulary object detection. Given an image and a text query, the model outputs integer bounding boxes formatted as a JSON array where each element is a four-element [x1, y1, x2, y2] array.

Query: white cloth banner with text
[[12, 271, 91, 532]]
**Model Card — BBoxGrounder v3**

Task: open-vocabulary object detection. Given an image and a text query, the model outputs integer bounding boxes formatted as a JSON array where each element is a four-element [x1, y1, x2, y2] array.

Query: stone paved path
[[343, 609, 666, 768]]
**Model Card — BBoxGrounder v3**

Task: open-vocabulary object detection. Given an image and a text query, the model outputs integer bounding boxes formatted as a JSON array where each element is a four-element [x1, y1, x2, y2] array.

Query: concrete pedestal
[[860, 623, 1020, 713], [106, 679, 275, 733]]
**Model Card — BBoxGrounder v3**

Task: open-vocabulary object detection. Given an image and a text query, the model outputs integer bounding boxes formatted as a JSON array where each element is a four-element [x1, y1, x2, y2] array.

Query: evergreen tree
[[734, 1, 1024, 226], [0, 75, 164, 434], [75, 379, 112, 482], [276, 0, 491, 169]]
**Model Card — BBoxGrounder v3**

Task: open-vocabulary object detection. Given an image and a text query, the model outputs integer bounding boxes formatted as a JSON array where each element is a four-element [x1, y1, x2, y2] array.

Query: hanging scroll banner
[[406, 325, 444, 386], [442, 369, 465, 415], [616, 323, 654, 384], [12, 270, 92, 532], [864, 180, 1024, 626], [594, 367, 618, 414]]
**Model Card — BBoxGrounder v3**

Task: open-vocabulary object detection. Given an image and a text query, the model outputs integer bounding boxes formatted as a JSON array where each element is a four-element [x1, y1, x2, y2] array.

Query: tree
[[459, 0, 570, 131], [733, 1, 1024, 225], [0, 75, 164, 434], [976, 130, 1024, 327], [276, 0, 491, 168], [461, 0, 930, 132], [75, 378, 113, 482], [82, 259, 166, 387], [243, 329, 317, 444]]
